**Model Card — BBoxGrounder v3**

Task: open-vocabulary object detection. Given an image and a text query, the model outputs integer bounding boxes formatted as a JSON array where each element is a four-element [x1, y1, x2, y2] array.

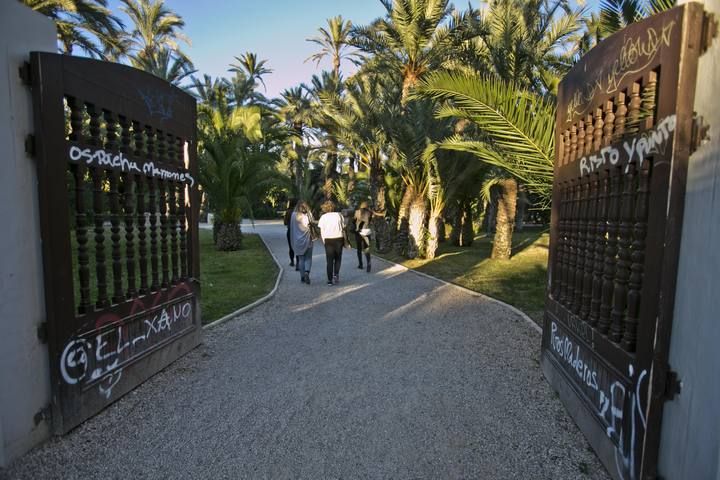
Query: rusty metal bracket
[[690, 114, 710, 154], [663, 369, 682, 401], [18, 61, 32, 86], [33, 405, 52, 426], [701, 12, 718, 54]]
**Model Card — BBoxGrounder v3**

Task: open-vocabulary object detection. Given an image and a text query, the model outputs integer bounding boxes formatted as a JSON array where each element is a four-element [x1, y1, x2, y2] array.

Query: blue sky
[[110, 0, 482, 98], [111, 0, 593, 99]]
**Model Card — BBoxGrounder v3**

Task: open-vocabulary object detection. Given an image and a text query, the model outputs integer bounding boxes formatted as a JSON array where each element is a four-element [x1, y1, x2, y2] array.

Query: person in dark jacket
[[354, 201, 373, 272], [283, 198, 298, 269]]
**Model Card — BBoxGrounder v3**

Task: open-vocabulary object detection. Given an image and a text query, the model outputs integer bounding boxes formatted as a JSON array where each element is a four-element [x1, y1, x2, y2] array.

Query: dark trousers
[[355, 232, 371, 267], [324, 237, 344, 282], [286, 228, 296, 264]]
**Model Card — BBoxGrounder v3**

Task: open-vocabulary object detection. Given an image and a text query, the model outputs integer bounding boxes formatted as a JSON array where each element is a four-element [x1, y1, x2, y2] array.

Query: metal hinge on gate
[[701, 12, 718, 54], [690, 114, 710, 154], [33, 405, 51, 426], [663, 369, 682, 401], [18, 61, 31, 86], [25, 134, 36, 157], [36, 322, 48, 344]]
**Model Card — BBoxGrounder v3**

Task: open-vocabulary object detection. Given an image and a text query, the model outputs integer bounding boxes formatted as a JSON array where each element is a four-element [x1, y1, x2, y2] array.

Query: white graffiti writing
[[566, 20, 676, 120], [549, 321, 648, 480], [59, 300, 192, 398], [142, 162, 195, 186], [578, 114, 676, 176], [69, 145, 141, 174], [68, 145, 195, 186]]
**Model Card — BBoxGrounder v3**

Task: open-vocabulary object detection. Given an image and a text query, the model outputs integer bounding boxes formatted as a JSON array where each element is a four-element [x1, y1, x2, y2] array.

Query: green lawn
[[377, 229, 549, 324], [199, 230, 277, 324], [71, 228, 278, 325]]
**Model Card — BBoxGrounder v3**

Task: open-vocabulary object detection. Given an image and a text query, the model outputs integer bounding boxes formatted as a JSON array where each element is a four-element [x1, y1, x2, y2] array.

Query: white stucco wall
[[0, 1, 57, 467], [658, 0, 720, 478]]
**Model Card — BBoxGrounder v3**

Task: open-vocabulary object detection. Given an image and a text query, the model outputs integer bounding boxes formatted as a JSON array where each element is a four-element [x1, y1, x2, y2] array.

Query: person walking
[[290, 200, 315, 284], [283, 198, 298, 270], [318, 202, 347, 286], [354, 201, 374, 272]]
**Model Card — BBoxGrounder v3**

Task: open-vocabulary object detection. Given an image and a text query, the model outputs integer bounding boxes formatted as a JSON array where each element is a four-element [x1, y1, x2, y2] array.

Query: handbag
[[310, 222, 321, 240], [359, 228, 372, 237]]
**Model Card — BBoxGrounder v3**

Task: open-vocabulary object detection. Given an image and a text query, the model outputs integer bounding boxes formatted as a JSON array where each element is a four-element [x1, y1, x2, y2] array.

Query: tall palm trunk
[[449, 201, 461, 246], [459, 199, 475, 247], [426, 211, 442, 259], [491, 178, 518, 259], [395, 185, 414, 255], [323, 138, 338, 204], [407, 192, 427, 259], [347, 155, 356, 200]]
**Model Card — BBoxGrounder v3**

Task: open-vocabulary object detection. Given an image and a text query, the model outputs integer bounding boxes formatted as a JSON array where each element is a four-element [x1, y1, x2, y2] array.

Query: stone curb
[[373, 255, 543, 335], [203, 232, 284, 330]]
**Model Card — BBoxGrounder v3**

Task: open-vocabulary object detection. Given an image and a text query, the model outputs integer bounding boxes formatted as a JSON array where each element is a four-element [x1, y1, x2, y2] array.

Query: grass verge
[[376, 229, 549, 325], [199, 230, 277, 324]]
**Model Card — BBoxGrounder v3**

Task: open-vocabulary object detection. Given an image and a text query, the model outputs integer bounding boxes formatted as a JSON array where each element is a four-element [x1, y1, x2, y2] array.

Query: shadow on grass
[[378, 229, 550, 326]]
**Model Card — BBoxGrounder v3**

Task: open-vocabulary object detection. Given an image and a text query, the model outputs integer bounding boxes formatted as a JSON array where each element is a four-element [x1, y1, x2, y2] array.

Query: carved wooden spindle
[[593, 107, 604, 152], [570, 125, 578, 162], [598, 168, 621, 334], [136, 175, 149, 294], [610, 164, 636, 342], [564, 183, 579, 308], [118, 116, 136, 297], [622, 162, 650, 351], [178, 179, 188, 279], [588, 171, 608, 326], [159, 180, 170, 288], [168, 181, 179, 283], [552, 186, 565, 299], [572, 180, 589, 314], [92, 167, 109, 308], [642, 71, 658, 129], [145, 125, 155, 160], [584, 114, 594, 156], [627, 81, 642, 135], [68, 96, 84, 143], [133, 120, 144, 156], [166, 132, 175, 166], [563, 130, 571, 165], [577, 121, 585, 159], [87, 104, 109, 308], [557, 184, 570, 301], [580, 175, 598, 320], [73, 163, 91, 314], [157, 129, 166, 163], [614, 92, 627, 141], [148, 177, 160, 291], [68, 97, 90, 313], [603, 100, 615, 147], [104, 111, 124, 304]]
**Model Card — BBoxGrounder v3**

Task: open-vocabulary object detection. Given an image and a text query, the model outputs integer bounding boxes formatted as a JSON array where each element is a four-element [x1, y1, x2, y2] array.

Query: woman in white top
[[318, 202, 346, 285], [290, 200, 315, 284]]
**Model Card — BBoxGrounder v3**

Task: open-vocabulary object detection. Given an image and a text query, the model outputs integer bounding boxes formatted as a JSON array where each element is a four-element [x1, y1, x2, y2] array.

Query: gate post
[[0, 2, 56, 467]]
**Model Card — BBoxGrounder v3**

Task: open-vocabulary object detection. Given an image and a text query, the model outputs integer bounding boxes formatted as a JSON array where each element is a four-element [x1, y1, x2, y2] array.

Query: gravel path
[[2, 222, 608, 480]]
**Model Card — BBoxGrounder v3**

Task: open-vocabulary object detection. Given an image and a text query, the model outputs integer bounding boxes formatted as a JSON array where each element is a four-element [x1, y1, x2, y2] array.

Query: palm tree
[[130, 47, 195, 85], [199, 103, 279, 250], [275, 87, 315, 192], [306, 15, 361, 77], [23, 0, 125, 59], [351, 0, 456, 103], [229, 52, 273, 92], [416, 71, 555, 258], [120, 0, 190, 62], [600, 0, 675, 34]]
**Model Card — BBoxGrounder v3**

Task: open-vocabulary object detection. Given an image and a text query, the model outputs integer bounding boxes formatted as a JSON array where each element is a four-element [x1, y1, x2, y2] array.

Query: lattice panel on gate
[[30, 52, 201, 434], [540, 4, 707, 480]]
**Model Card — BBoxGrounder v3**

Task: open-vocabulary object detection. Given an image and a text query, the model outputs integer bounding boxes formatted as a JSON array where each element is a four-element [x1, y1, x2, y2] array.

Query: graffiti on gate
[[68, 144, 196, 186], [60, 294, 194, 399], [565, 19, 677, 121], [549, 321, 648, 480]]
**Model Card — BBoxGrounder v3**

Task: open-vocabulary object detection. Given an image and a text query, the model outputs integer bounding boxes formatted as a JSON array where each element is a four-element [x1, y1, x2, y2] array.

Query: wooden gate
[[541, 4, 709, 479], [28, 52, 201, 433]]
